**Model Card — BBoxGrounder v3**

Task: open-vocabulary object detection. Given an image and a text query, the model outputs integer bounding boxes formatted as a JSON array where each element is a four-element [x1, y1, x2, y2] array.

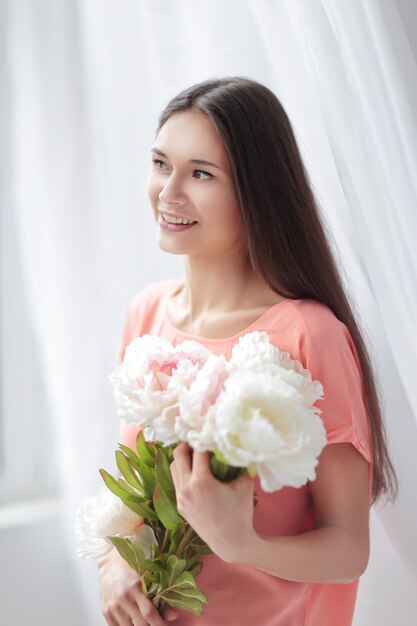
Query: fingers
[[172, 444, 211, 483], [170, 457, 178, 489], [171, 441, 192, 489], [100, 551, 167, 626], [103, 592, 166, 626], [103, 607, 118, 626], [105, 605, 162, 626], [191, 450, 211, 481], [104, 605, 134, 626], [239, 470, 255, 491], [134, 592, 166, 626], [124, 600, 154, 626], [172, 441, 192, 470], [164, 607, 179, 621]]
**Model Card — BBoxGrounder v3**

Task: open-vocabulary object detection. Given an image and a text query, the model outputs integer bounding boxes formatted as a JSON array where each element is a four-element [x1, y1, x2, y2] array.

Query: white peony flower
[[142, 403, 180, 445], [74, 486, 157, 559], [109, 334, 213, 429], [176, 355, 229, 451], [229, 330, 284, 370], [229, 331, 324, 407], [108, 329, 326, 495], [213, 369, 327, 492]]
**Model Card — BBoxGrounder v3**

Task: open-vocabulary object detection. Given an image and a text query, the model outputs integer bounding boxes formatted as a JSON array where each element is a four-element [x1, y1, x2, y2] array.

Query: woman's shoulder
[[266, 296, 346, 342], [284, 298, 361, 380], [288, 297, 347, 334]]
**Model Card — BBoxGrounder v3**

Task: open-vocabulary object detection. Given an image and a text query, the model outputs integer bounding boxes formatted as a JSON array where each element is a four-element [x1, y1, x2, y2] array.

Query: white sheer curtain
[[5, 0, 417, 623]]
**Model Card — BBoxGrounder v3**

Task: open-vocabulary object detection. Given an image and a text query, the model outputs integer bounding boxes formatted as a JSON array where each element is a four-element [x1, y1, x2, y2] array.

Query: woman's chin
[[156, 236, 191, 255]]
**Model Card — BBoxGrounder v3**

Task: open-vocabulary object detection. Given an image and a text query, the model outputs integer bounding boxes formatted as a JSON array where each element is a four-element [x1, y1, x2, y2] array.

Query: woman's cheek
[[147, 179, 160, 206]]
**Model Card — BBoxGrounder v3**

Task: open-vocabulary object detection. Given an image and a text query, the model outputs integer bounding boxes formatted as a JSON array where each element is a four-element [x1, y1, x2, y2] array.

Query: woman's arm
[[235, 443, 370, 584], [171, 441, 370, 585]]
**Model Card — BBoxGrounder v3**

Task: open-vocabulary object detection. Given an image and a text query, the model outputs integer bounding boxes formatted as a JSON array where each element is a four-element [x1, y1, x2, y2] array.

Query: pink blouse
[[117, 279, 373, 626]]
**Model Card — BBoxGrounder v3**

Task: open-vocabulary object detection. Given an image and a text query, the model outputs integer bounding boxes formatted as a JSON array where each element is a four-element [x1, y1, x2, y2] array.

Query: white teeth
[[162, 213, 196, 225]]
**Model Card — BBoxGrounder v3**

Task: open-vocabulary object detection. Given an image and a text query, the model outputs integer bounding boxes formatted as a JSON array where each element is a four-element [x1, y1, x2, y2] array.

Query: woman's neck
[[177, 258, 283, 319]]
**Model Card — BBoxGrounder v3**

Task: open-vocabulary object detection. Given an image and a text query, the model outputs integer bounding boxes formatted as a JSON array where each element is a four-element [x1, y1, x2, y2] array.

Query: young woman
[[98, 76, 397, 626]]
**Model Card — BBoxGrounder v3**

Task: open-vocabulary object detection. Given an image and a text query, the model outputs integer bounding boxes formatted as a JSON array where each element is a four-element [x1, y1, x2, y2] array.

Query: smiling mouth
[[160, 212, 198, 225], [158, 214, 198, 232]]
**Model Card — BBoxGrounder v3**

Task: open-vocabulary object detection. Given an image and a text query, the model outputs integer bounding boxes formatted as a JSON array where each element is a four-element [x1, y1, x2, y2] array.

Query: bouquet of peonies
[[75, 331, 327, 616]]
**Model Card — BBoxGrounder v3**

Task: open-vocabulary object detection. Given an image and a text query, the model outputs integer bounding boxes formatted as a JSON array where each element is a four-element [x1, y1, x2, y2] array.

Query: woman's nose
[[158, 175, 186, 205]]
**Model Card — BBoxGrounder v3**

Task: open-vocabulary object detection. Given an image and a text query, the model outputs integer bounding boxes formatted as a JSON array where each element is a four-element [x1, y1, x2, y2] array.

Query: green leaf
[[158, 570, 209, 615], [149, 542, 158, 560], [122, 496, 157, 519], [167, 527, 184, 555], [153, 484, 183, 530], [136, 458, 155, 496], [140, 577, 148, 596], [136, 430, 157, 467], [107, 536, 141, 574], [161, 592, 206, 615], [100, 468, 132, 498], [155, 525, 166, 546], [140, 559, 165, 573], [115, 450, 144, 492], [166, 554, 187, 582], [117, 477, 141, 496], [148, 581, 162, 595], [164, 444, 175, 463], [130, 499, 159, 521], [155, 448, 176, 500], [131, 541, 147, 565], [118, 443, 142, 472], [99, 469, 158, 519]]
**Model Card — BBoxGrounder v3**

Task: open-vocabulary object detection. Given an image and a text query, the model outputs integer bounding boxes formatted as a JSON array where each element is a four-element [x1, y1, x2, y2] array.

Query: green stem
[[210, 454, 245, 481], [185, 552, 203, 570], [176, 524, 195, 557], [154, 597, 166, 614], [160, 527, 170, 553]]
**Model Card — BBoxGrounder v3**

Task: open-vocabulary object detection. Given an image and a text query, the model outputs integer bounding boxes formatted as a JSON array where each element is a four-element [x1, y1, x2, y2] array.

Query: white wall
[[0, 504, 90, 625]]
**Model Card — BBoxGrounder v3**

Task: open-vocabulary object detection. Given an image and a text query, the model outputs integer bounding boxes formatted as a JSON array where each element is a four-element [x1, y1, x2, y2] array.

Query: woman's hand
[[170, 442, 256, 563], [98, 547, 178, 625]]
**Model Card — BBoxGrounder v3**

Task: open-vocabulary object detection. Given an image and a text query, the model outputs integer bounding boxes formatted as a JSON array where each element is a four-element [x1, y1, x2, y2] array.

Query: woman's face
[[147, 110, 245, 259]]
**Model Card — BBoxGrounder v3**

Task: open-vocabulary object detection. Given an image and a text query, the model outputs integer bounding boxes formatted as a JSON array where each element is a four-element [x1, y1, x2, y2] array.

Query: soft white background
[[1, 1, 416, 624]]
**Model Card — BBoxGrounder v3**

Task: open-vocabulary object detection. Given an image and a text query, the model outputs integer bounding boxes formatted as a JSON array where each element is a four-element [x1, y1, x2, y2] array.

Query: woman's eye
[[152, 159, 213, 181], [193, 169, 213, 180], [152, 159, 167, 170]]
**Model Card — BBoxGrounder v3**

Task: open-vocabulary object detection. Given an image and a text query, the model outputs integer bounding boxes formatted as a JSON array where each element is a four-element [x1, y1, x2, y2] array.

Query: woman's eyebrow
[[150, 147, 222, 170]]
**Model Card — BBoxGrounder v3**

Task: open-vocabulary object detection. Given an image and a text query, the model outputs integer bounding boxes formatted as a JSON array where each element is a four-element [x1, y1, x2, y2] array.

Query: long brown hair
[[156, 76, 397, 503]]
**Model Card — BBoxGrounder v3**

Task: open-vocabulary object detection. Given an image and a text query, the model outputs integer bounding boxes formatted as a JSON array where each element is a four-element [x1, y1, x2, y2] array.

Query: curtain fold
[[6, 1, 416, 623]]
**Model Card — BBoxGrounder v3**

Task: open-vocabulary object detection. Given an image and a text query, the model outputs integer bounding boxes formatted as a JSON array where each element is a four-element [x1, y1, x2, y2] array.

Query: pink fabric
[[117, 279, 373, 626]]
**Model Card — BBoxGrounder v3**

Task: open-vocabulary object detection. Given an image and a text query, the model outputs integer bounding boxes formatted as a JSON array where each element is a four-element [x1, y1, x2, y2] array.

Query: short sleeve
[[116, 305, 132, 364], [116, 280, 170, 364], [299, 305, 373, 465], [116, 289, 150, 364], [117, 303, 136, 364]]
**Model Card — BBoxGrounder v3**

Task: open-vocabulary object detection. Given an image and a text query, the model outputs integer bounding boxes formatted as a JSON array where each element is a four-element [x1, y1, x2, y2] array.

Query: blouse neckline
[[162, 279, 293, 344]]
